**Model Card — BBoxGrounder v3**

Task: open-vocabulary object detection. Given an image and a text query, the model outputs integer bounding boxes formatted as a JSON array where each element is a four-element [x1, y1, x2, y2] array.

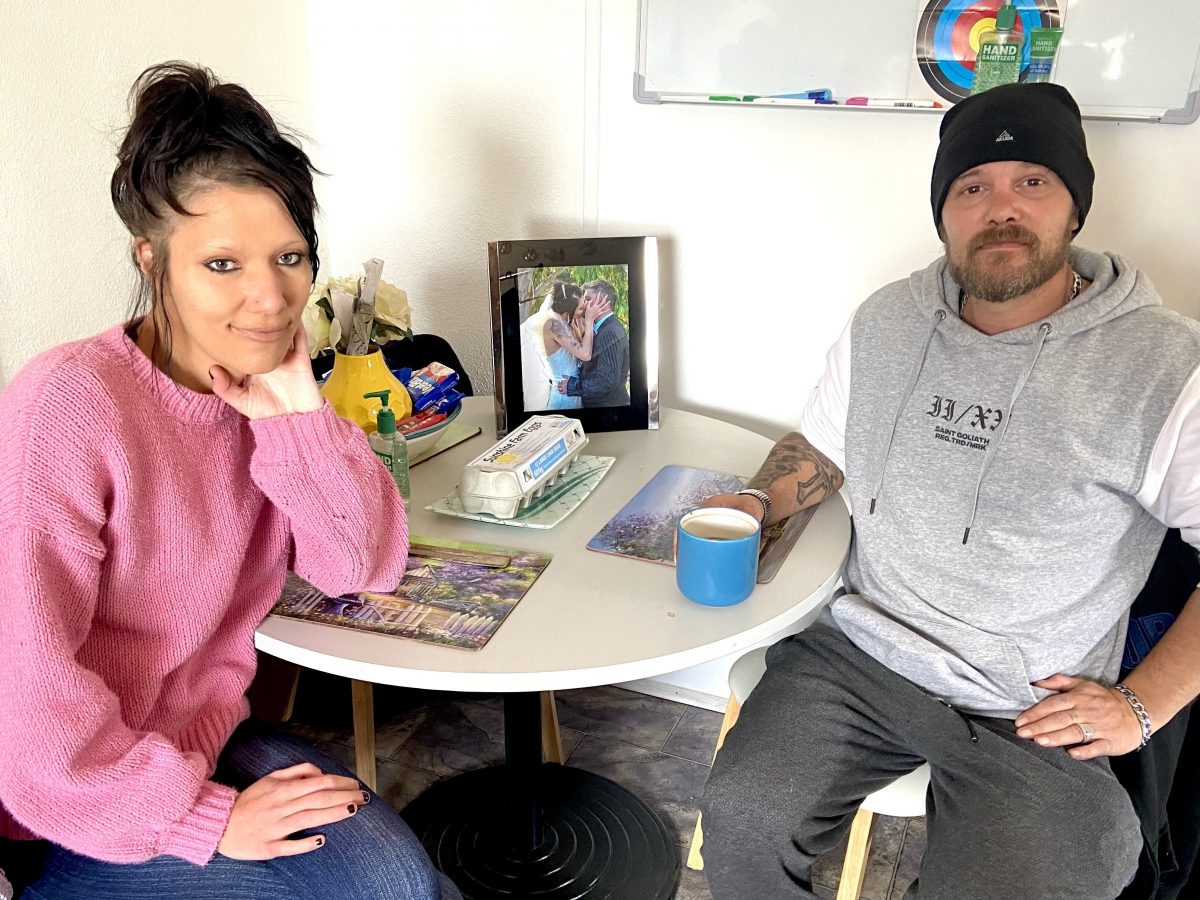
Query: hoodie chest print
[[926, 394, 1005, 452]]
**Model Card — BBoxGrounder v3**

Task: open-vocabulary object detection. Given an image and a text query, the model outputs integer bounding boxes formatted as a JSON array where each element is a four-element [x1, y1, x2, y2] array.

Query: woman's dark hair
[[549, 280, 583, 316], [111, 61, 321, 365]]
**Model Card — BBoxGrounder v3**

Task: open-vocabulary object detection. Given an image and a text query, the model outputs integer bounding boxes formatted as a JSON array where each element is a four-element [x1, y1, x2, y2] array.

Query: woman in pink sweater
[[0, 63, 459, 899]]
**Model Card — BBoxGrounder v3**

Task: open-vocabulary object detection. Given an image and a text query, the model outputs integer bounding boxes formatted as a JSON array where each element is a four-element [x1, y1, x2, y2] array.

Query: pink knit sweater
[[0, 324, 408, 865]]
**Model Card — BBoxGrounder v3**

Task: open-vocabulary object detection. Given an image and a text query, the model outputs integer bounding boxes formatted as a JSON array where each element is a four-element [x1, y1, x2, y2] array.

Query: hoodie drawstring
[[869, 309, 946, 515], [868, 313, 1054, 545], [937, 697, 980, 743], [961, 321, 1052, 544]]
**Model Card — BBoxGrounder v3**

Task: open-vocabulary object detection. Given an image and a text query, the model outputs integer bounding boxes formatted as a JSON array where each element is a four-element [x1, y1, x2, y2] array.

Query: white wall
[[304, 0, 587, 391], [0, 0, 315, 386], [4, 0, 1200, 442]]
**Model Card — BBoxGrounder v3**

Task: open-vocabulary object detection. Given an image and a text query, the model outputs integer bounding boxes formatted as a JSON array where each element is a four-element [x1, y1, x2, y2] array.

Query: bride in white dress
[[521, 291, 560, 410]]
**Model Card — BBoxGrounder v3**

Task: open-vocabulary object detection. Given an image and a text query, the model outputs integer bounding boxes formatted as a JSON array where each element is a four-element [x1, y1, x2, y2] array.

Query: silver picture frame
[[487, 236, 659, 436]]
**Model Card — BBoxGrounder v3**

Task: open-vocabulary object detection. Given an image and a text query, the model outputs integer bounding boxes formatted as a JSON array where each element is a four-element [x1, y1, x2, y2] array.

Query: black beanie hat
[[931, 82, 1093, 234]]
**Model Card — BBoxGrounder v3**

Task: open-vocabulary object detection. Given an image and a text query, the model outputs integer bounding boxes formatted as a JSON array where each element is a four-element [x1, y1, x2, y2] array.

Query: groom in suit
[[557, 279, 630, 407]]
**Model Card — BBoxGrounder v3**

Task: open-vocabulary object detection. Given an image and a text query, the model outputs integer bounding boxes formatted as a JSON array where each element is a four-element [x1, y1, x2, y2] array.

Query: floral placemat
[[427, 455, 616, 529], [585, 464, 816, 583], [272, 538, 550, 651]]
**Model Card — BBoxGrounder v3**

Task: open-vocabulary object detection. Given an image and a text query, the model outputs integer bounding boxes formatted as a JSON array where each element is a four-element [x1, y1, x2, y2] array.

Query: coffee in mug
[[681, 513, 759, 541], [675, 507, 761, 606]]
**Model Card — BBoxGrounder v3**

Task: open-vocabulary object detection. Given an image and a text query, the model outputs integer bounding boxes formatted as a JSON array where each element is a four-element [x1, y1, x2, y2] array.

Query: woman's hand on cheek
[[210, 325, 324, 420], [586, 298, 613, 324]]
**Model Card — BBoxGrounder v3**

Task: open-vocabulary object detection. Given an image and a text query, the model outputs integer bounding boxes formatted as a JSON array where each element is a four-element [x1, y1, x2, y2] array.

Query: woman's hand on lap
[[217, 762, 367, 860], [210, 325, 323, 420]]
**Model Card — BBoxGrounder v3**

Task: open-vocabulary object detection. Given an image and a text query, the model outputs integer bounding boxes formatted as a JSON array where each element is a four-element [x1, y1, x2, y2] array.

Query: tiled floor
[[281, 671, 926, 900]]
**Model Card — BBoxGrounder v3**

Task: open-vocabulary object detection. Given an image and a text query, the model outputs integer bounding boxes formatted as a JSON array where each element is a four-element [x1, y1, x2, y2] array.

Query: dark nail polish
[[314, 836, 325, 847], [361, 791, 371, 805], [347, 803, 357, 815]]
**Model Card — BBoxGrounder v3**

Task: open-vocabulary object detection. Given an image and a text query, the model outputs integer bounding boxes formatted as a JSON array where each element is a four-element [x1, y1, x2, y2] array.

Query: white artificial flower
[[330, 275, 362, 296], [301, 303, 331, 357], [331, 275, 411, 334], [329, 289, 357, 349], [304, 269, 411, 354], [373, 281, 411, 332]]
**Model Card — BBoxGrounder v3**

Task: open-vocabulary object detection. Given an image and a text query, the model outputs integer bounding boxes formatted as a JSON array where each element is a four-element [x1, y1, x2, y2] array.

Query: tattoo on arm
[[549, 317, 579, 347], [550, 317, 591, 358], [746, 431, 844, 517]]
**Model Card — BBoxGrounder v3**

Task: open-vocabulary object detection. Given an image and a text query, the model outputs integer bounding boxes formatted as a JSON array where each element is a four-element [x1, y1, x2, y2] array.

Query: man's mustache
[[969, 225, 1038, 253]]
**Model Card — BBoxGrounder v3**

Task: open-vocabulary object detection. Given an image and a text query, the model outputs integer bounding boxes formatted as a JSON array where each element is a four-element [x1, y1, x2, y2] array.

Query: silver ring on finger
[[1078, 722, 1096, 743]]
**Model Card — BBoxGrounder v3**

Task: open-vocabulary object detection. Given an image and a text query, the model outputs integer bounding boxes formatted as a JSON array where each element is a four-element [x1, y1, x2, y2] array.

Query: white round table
[[257, 397, 851, 690], [255, 396, 851, 900]]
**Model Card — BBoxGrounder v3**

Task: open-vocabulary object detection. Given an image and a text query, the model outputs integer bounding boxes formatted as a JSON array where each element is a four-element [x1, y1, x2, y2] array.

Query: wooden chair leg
[[279, 668, 300, 723], [351, 679, 377, 792], [686, 693, 743, 871], [246, 652, 301, 725], [541, 691, 564, 763], [836, 807, 877, 900]]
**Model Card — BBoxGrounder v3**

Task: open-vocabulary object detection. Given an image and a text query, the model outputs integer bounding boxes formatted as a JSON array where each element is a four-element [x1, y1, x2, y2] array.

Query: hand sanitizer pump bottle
[[363, 389, 410, 503], [972, 3, 1022, 94]]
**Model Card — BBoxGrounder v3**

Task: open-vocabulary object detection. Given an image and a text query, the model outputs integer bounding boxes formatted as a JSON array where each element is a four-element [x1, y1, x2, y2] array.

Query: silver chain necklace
[[959, 269, 1081, 316], [1067, 269, 1082, 303]]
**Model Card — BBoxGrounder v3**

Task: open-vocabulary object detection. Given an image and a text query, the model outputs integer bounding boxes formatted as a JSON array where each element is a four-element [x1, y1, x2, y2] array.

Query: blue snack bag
[[425, 388, 465, 416], [406, 362, 460, 411]]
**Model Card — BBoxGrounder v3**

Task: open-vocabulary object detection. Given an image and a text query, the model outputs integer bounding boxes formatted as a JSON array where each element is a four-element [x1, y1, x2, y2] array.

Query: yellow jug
[[320, 349, 413, 433]]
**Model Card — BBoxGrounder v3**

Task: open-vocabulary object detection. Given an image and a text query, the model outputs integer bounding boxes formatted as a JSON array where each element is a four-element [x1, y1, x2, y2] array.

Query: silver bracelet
[[1113, 683, 1152, 750], [736, 489, 772, 525]]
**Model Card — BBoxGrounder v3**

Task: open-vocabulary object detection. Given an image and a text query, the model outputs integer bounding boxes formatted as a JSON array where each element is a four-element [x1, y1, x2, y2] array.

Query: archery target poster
[[912, 0, 1067, 104]]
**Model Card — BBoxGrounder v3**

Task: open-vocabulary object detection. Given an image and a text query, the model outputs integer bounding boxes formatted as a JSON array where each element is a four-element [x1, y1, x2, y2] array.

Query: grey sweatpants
[[701, 623, 1142, 900]]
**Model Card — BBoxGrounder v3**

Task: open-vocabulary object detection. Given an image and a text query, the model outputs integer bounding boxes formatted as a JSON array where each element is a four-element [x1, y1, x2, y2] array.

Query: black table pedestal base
[[402, 763, 680, 900]]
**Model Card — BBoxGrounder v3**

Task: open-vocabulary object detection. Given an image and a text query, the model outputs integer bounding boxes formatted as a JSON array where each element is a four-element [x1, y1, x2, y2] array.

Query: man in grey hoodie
[[700, 83, 1200, 899]]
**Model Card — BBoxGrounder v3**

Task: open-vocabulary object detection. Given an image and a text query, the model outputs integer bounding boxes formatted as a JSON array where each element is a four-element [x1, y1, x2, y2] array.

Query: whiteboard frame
[[633, 0, 1200, 124]]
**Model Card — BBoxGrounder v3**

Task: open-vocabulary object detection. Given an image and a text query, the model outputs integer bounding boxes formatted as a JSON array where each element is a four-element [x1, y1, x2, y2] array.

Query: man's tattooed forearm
[[747, 432, 844, 510]]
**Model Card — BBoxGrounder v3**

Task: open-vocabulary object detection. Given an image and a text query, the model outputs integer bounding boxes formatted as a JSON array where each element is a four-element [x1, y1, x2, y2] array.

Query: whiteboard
[[635, 0, 1200, 123]]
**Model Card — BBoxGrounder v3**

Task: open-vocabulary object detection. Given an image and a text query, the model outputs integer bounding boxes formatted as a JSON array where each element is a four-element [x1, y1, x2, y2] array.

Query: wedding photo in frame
[[488, 236, 659, 435]]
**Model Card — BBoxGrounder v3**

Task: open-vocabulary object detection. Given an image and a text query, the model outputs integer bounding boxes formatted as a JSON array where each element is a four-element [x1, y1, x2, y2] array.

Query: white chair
[[688, 645, 931, 900]]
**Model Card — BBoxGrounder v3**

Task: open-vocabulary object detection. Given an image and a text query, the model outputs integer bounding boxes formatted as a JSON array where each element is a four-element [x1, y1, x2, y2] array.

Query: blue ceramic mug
[[675, 507, 761, 606]]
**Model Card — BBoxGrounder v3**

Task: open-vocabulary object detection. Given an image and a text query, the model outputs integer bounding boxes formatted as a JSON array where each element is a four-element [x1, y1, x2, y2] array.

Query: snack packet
[[398, 410, 448, 435], [405, 362, 460, 411]]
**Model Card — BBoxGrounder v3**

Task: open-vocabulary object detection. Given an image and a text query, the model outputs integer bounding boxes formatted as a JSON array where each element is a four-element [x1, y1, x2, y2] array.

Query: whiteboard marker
[[846, 98, 943, 108], [750, 97, 837, 106]]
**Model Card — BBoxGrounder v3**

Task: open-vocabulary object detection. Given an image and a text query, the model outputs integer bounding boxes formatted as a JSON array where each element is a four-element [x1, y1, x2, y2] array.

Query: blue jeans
[[17, 721, 461, 900]]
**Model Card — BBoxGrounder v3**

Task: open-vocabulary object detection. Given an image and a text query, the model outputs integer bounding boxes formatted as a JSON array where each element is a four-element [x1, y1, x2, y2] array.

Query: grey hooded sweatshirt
[[831, 247, 1200, 717]]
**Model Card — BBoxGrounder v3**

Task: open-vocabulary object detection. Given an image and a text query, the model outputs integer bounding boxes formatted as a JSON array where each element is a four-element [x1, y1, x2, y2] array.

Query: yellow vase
[[320, 349, 413, 433]]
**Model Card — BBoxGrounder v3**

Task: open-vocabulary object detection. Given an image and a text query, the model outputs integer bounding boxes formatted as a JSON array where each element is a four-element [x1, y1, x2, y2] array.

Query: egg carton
[[458, 415, 588, 519]]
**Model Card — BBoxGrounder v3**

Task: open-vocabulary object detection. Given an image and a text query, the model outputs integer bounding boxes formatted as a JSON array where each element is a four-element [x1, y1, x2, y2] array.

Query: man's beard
[[946, 223, 1072, 302]]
